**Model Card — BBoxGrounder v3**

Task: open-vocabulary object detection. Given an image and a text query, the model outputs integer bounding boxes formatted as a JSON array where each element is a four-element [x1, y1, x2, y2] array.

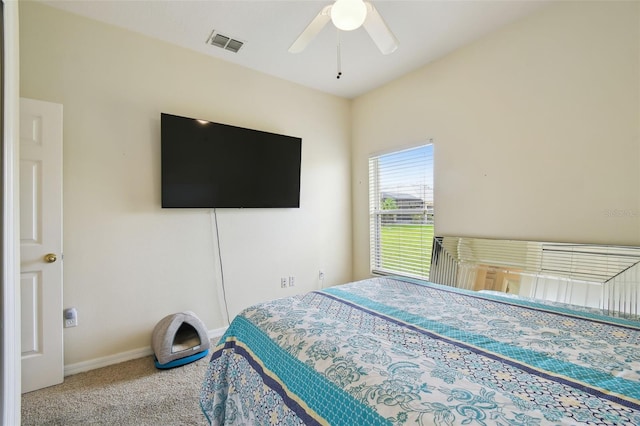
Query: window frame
[[368, 142, 434, 280]]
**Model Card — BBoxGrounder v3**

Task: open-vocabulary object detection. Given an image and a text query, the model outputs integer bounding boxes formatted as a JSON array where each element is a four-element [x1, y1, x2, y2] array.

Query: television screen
[[161, 113, 302, 208]]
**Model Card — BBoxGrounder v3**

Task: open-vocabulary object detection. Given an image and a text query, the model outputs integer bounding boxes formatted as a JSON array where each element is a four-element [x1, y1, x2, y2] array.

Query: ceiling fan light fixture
[[330, 0, 367, 31]]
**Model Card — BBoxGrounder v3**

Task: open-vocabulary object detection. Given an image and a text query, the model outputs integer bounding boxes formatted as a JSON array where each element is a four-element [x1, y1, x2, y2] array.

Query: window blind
[[369, 144, 434, 279]]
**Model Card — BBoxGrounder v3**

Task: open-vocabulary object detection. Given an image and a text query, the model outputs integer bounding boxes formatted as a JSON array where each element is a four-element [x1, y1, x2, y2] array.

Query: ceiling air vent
[[206, 30, 244, 53]]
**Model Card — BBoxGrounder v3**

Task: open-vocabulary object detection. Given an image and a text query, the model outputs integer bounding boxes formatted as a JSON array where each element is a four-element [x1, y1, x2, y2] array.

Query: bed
[[200, 276, 640, 425]]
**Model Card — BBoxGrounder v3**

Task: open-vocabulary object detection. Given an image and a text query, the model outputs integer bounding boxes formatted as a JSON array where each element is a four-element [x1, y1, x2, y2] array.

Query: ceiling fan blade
[[288, 5, 332, 54], [363, 2, 399, 55]]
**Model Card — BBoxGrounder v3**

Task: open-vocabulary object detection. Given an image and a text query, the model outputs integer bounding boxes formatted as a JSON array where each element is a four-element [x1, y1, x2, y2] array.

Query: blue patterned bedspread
[[200, 276, 640, 425]]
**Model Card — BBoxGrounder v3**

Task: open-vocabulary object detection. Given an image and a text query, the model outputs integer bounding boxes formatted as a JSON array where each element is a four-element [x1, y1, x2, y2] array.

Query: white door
[[20, 98, 64, 393]]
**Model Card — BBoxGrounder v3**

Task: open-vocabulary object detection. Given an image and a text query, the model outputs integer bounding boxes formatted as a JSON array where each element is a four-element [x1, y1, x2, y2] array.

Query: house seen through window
[[369, 143, 434, 279]]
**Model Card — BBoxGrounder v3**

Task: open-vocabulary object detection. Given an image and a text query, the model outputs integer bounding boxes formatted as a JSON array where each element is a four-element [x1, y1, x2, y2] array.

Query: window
[[369, 144, 434, 279]]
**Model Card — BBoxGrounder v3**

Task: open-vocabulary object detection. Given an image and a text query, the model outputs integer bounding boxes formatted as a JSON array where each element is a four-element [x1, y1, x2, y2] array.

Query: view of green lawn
[[379, 224, 434, 277]]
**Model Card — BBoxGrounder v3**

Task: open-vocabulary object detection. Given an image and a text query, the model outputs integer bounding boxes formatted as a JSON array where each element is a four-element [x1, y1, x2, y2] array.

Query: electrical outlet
[[319, 270, 325, 280], [63, 307, 78, 328], [289, 276, 295, 287], [281, 277, 288, 288]]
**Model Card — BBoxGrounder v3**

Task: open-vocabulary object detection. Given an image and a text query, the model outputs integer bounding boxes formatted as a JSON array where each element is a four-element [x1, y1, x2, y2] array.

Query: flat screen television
[[161, 113, 302, 208]]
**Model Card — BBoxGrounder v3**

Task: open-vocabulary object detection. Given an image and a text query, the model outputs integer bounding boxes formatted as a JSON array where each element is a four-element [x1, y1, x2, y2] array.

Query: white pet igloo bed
[[151, 311, 210, 369]]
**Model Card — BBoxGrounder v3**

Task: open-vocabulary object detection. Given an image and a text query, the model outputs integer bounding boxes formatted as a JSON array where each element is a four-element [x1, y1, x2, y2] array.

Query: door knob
[[44, 253, 57, 263]]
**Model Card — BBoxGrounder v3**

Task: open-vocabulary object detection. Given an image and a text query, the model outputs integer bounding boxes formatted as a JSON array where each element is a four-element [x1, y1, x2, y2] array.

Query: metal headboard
[[430, 236, 640, 320]]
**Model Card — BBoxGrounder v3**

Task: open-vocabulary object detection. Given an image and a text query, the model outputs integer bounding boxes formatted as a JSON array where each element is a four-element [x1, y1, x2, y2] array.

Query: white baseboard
[[207, 326, 228, 340], [64, 327, 228, 377]]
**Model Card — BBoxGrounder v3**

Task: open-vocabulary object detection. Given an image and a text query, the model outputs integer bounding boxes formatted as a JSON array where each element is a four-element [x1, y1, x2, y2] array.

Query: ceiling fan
[[288, 0, 399, 56]]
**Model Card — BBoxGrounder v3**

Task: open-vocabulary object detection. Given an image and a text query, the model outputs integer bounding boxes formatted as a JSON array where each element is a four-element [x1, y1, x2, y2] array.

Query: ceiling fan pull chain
[[336, 29, 342, 79]]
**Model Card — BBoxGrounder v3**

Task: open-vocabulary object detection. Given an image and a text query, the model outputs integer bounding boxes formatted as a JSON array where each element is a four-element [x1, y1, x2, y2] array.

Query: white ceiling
[[41, 0, 549, 99]]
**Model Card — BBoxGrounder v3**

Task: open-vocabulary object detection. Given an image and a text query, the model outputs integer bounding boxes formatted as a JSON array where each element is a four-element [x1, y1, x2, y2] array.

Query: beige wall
[[20, 2, 352, 365], [352, 1, 640, 279]]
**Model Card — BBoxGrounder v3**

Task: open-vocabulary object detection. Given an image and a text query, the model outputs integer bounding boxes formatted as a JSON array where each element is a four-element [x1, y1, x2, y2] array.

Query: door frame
[[2, 0, 22, 424]]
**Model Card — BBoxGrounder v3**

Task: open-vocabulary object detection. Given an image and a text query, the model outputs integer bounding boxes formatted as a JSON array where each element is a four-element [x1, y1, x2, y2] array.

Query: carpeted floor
[[21, 353, 211, 425]]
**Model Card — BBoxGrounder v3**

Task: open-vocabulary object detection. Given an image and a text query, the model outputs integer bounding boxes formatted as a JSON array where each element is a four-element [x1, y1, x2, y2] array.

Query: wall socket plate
[[280, 277, 288, 288], [64, 307, 78, 328]]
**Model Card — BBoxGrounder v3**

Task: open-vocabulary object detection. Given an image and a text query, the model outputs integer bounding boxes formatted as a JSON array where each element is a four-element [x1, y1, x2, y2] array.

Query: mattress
[[200, 276, 640, 425]]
